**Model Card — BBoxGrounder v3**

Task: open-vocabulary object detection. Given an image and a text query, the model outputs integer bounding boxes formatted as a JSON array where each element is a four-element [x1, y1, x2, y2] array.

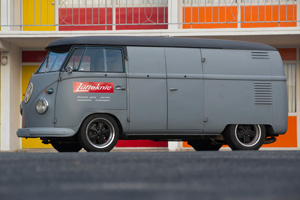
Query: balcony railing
[[0, 0, 298, 31], [182, 0, 297, 28]]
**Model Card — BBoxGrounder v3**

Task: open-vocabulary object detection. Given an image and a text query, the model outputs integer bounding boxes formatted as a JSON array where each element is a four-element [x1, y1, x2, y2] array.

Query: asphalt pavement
[[0, 151, 299, 200]]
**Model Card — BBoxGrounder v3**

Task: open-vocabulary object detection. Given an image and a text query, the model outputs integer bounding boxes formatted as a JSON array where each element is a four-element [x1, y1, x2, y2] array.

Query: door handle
[[170, 88, 178, 91], [115, 86, 126, 90]]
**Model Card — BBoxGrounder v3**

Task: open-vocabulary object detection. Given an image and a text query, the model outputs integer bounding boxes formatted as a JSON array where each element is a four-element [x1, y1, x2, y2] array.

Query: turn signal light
[[45, 88, 54, 94]]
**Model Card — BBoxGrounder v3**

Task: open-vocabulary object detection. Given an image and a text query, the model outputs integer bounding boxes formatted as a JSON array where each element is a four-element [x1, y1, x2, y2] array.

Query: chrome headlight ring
[[36, 98, 49, 114]]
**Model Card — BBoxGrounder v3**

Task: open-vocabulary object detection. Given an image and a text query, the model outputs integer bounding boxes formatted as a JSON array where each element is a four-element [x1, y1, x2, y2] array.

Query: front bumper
[[17, 128, 76, 138]]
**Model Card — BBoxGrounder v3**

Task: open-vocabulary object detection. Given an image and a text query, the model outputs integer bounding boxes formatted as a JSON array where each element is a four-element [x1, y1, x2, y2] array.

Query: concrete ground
[[0, 151, 299, 200]]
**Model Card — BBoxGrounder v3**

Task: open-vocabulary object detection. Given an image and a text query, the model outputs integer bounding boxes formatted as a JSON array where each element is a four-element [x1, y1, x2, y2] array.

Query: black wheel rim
[[86, 118, 115, 148], [234, 124, 261, 147]]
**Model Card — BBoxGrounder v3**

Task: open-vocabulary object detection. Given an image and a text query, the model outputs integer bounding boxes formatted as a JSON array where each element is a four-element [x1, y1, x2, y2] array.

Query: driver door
[[55, 47, 127, 128]]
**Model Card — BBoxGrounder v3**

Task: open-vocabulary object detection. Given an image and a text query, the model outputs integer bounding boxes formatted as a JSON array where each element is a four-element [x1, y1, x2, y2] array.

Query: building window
[[284, 63, 296, 113]]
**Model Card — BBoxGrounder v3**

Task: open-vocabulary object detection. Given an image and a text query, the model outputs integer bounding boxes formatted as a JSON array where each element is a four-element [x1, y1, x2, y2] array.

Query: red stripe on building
[[22, 51, 48, 63], [278, 48, 297, 60]]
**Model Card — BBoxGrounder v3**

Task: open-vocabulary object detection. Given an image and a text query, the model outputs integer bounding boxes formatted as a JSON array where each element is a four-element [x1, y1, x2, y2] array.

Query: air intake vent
[[254, 82, 272, 105], [251, 51, 269, 59]]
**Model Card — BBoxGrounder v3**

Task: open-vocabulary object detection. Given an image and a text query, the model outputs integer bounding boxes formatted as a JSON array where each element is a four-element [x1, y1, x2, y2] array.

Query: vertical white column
[[55, 0, 59, 31], [112, 0, 116, 31], [168, 141, 183, 152], [237, 0, 242, 29], [1, 44, 22, 151], [297, 0, 300, 27], [168, 0, 181, 30], [1, 0, 21, 31], [1, 0, 11, 31]]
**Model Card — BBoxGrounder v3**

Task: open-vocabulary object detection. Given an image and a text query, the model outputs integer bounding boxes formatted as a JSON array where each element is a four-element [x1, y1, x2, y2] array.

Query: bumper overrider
[[17, 128, 76, 138]]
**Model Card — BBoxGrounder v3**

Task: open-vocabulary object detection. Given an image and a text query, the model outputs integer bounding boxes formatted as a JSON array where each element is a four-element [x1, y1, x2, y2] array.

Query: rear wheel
[[51, 141, 82, 152], [78, 114, 119, 152], [188, 139, 222, 151], [224, 124, 266, 150]]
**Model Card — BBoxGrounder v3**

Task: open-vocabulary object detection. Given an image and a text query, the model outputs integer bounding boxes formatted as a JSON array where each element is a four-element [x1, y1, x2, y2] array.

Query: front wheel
[[224, 124, 266, 150], [78, 114, 119, 152]]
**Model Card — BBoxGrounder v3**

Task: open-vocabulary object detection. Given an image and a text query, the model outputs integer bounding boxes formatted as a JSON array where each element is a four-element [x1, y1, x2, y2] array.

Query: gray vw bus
[[17, 36, 288, 152]]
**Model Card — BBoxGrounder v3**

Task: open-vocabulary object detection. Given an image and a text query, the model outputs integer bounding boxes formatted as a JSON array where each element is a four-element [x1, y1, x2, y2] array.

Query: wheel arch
[[221, 124, 272, 143], [222, 124, 272, 135], [77, 112, 124, 136]]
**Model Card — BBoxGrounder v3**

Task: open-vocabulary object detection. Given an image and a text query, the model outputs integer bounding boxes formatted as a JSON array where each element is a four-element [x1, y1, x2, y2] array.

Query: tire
[[51, 141, 82, 152], [78, 114, 119, 152], [188, 139, 222, 151], [224, 124, 266, 150]]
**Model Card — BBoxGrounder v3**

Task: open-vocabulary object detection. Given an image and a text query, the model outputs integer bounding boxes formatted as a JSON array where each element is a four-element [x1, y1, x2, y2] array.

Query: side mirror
[[66, 65, 73, 74]]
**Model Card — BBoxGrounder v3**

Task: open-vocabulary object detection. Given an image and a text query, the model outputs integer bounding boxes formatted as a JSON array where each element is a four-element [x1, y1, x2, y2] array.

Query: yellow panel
[[23, 0, 55, 31], [22, 65, 52, 149]]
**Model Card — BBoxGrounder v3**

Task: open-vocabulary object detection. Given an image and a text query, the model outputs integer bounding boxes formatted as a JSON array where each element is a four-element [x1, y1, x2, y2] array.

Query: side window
[[106, 49, 123, 72], [66, 47, 124, 73], [79, 48, 104, 71]]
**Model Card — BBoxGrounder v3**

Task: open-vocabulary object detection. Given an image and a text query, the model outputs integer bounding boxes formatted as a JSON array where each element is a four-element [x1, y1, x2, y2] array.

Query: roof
[[46, 36, 277, 51]]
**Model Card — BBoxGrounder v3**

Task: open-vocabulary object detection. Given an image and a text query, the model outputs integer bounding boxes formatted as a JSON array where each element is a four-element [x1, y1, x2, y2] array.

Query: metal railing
[[182, 0, 297, 28], [58, 0, 168, 30], [0, 0, 298, 30]]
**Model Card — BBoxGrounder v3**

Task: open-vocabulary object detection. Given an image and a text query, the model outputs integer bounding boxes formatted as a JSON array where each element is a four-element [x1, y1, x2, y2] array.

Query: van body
[[17, 36, 288, 152]]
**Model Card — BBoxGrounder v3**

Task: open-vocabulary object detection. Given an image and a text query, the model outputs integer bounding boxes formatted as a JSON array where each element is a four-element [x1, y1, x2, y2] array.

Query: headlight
[[36, 98, 49, 114], [24, 83, 33, 103]]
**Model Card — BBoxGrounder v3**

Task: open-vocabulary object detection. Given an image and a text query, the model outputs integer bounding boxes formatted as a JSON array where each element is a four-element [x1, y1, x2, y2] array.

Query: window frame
[[36, 51, 69, 74], [63, 46, 126, 73]]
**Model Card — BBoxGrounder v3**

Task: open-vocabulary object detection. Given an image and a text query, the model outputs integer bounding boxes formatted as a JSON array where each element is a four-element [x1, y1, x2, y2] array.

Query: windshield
[[38, 52, 68, 73]]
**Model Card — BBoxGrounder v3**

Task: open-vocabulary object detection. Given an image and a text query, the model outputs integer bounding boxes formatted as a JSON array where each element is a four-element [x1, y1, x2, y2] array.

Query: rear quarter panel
[[269, 51, 288, 134], [201, 49, 275, 134]]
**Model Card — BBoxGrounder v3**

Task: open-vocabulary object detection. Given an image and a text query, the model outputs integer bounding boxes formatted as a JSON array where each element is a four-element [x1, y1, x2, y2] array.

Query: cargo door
[[127, 47, 167, 131], [55, 47, 127, 128], [166, 48, 204, 130]]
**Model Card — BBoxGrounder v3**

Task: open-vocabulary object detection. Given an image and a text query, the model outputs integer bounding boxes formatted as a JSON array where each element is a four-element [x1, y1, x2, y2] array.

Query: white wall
[[0, 44, 22, 151]]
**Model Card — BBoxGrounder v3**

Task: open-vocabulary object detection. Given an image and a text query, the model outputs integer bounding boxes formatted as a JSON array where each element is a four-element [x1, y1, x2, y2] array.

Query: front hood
[[22, 72, 60, 128], [25, 72, 60, 105]]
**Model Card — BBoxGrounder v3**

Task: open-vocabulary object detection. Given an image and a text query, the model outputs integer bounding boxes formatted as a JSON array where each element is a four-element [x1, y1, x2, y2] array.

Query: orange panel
[[263, 116, 297, 148], [183, 116, 297, 148], [183, 6, 238, 29], [183, 141, 190, 148], [278, 48, 297, 60], [241, 5, 296, 28]]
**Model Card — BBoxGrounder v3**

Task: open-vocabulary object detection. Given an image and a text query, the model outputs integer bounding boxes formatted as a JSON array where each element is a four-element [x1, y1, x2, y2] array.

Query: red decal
[[73, 82, 114, 93]]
